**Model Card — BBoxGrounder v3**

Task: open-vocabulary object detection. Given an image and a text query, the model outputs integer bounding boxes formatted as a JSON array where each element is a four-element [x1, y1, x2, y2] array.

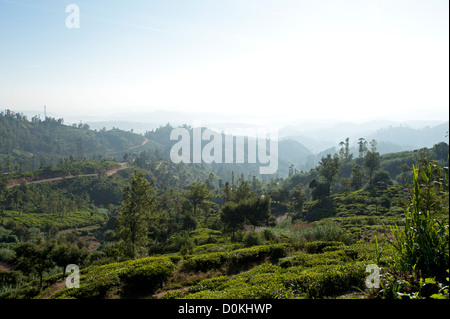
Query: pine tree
[[222, 181, 233, 204], [117, 170, 157, 258]]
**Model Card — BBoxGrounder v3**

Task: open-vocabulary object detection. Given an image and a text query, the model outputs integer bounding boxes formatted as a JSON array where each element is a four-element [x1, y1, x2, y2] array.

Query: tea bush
[[181, 252, 228, 273], [52, 256, 175, 299], [121, 258, 177, 293], [181, 244, 293, 273], [183, 261, 367, 299], [0, 270, 23, 287], [281, 262, 367, 298], [185, 264, 295, 299], [186, 275, 229, 294], [304, 241, 345, 253], [161, 290, 185, 299]]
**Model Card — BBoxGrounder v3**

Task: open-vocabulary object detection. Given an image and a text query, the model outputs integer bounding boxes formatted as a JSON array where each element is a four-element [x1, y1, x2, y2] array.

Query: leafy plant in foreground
[[390, 163, 448, 280]]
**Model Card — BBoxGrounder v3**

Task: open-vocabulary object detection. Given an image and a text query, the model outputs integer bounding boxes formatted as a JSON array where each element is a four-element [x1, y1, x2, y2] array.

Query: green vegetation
[[0, 110, 145, 172], [117, 170, 157, 258], [52, 256, 176, 299], [0, 110, 448, 300]]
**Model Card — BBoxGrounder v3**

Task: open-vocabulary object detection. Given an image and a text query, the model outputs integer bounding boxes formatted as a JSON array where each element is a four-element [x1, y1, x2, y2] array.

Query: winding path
[[6, 162, 129, 189], [6, 136, 149, 189]]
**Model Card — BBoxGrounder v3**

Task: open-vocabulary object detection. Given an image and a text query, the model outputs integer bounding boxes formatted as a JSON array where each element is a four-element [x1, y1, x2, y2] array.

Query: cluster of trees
[[276, 139, 448, 225], [11, 234, 89, 289], [0, 182, 87, 216], [220, 181, 275, 237], [114, 170, 277, 258], [304, 138, 385, 200], [0, 109, 145, 173]]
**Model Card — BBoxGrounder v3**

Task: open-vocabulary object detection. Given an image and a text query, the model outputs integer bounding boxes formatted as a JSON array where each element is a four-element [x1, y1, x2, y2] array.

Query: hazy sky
[[0, 0, 448, 124]]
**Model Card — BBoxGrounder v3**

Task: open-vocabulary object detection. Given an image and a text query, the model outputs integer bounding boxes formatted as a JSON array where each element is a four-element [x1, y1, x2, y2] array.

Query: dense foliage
[[0, 111, 448, 299]]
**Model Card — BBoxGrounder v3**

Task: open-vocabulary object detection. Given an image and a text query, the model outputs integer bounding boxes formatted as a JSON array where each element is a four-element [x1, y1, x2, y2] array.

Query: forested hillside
[[0, 110, 146, 172], [0, 109, 448, 300]]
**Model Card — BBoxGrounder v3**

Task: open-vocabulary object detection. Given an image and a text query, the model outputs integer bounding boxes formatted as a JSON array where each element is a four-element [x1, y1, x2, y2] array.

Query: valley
[[0, 110, 448, 300]]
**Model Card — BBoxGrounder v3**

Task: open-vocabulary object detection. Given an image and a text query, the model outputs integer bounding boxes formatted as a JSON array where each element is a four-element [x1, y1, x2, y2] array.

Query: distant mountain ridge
[[285, 121, 448, 154], [367, 122, 449, 149], [86, 115, 448, 155]]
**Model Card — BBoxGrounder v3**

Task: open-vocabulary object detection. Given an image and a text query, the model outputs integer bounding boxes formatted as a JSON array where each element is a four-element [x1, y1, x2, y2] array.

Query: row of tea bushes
[[180, 243, 293, 273], [178, 261, 367, 299], [51, 241, 378, 299], [52, 256, 176, 299], [163, 242, 378, 299]]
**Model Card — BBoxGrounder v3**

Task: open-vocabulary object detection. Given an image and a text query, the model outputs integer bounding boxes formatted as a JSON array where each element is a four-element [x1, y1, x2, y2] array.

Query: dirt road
[[6, 162, 129, 188]]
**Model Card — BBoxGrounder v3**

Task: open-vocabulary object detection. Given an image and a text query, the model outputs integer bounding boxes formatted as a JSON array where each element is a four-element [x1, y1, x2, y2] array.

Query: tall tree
[[289, 184, 306, 220], [220, 195, 273, 236], [220, 201, 243, 238], [369, 139, 377, 152], [351, 164, 365, 190], [117, 170, 157, 258], [13, 241, 55, 290], [339, 137, 353, 162], [242, 195, 273, 227], [51, 243, 89, 280], [288, 164, 294, 177], [364, 151, 380, 187], [222, 181, 233, 204], [231, 171, 235, 188], [186, 182, 211, 216], [317, 154, 341, 187], [205, 172, 216, 190], [233, 180, 253, 203], [398, 163, 411, 186], [358, 138, 368, 159]]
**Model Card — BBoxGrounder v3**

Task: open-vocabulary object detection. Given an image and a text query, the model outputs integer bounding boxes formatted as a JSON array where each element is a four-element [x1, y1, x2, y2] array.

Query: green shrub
[[227, 246, 270, 272], [184, 261, 366, 299], [52, 257, 175, 299], [187, 276, 229, 294], [190, 228, 223, 246], [304, 250, 349, 267], [305, 241, 345, 254], [0, 270, 23, 286], [279, 252, 308, 268], [243, 229, 261, 247], [121, 258, 176, 293], [269, 243, 292, 259], [282, 262, 367, 298], [300, 222, 350, 243], [181, 252, 228, 273], [279, 249, 350, 268], [0, 282, 40, 299], [161, 290, 184, 299], [391, 163, 449, 281], [181, 244, 292, 274], [185, 268, 295, 299], [0, 247, 15, 263]]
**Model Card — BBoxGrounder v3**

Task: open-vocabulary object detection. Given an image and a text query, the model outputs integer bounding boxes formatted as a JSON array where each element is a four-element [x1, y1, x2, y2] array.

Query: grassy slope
[[8, 185, 405, 299], [1, 210, 106, 230], [48, 240, 387, 299]]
